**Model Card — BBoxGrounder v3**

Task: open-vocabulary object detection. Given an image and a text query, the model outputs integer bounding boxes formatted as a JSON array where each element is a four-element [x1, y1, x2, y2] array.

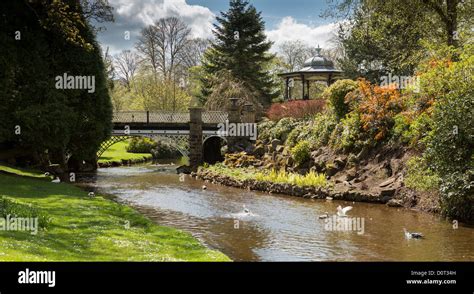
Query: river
[[80, 163, 473, 261]]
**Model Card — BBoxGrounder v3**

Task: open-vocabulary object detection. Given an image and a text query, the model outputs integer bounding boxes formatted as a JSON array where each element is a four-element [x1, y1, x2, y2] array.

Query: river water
[[81, 163, 473, 261]]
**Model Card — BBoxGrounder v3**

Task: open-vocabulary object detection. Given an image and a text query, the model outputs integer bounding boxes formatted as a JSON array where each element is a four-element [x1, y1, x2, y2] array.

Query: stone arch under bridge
[[98, 101, 256, 170]]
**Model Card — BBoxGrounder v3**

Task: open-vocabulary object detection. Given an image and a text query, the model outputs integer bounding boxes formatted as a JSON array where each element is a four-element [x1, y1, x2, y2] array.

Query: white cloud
[[266, 17, 340, 52], [99, 0, 215, 55]]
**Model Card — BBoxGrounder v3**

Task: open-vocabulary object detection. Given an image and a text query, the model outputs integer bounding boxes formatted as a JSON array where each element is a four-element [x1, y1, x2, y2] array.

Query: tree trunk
[[446, 0, 458, 47]]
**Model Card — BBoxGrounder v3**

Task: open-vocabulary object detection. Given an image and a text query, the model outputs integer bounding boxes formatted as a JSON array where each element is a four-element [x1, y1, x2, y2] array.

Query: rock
[[311, 149, 322, 159], [379, 177, 396, 187], [276, 145, 285, 153], [390, 159, 402, 174], [356, 147, 369, 161], [345, 168, 358, 181], [380, 187, 396, 197], [253, 145, 265, 157], [334, 156, 347, 169], [271, 139, 282, 150], [353, 174, 367, 183], [387, 199, 403, 207], [266, 144, 274, 153], [381, 195, 392, 203], [264, 163, 274, 170], [325, 165, 338, 177]]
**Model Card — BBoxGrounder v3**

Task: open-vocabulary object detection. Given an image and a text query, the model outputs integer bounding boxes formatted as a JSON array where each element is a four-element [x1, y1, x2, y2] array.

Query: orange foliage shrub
[[349, 79, 406, 141]]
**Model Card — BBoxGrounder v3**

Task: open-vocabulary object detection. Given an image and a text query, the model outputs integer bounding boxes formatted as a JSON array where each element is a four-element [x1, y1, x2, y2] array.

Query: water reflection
[[80, 164, 474, 261]]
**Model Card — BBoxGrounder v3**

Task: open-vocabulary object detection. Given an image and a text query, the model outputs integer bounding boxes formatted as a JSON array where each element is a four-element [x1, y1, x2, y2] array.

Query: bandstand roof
[[278, 46, 343, 81]]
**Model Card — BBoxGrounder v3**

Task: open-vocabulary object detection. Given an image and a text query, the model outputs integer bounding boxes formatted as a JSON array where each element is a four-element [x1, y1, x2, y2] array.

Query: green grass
[[0, 165, 229, 261], [98, 141, 152, 164], [202, 163, 329, 188], [0, 164, 48, 178]]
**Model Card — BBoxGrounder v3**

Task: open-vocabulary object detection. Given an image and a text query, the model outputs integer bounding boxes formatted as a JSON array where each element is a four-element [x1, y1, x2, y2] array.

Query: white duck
[[88, 192, 95, 198], [403, 228, 424, 239], [319, 212, 330, 219], [51, 177, 61, 183], [337, 205, 352, 217]]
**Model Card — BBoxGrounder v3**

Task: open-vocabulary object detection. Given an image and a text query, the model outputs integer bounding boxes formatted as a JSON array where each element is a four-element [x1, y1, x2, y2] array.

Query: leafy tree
[[201, 0, 278, 107], [0, 0, 112, 170], [330, 0, 472, 81]]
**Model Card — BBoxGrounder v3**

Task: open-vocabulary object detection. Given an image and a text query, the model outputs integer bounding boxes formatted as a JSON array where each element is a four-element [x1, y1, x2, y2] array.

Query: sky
[[96, 0, 341, 56]]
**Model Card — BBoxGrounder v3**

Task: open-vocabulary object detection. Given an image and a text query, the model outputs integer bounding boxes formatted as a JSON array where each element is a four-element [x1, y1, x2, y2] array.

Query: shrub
[[405, 156, 440, 191], [286, 112, 337, 148], [291, 140, 311, 165], [322, 79, 358, 120], [266, 99, 326, 121], [126, 137, 158, 153], [439, 171, 473, 223], [392, 112, 433, 148], [255, 169, 328, 188], [421, 43, 474, 222], [356, 79, 406, 142], [329, 112, 365, 152], [308, 112, 338, 149], [425, 64, 473, 177], [151, 141, 181, 159], [269, 117, 299, 142], [256, 119, 277, 141], [286, 122, 308, 147]]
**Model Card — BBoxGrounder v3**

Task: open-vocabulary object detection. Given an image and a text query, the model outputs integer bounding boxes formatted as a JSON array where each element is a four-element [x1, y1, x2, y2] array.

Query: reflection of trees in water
[[204, 217, 271, 261]]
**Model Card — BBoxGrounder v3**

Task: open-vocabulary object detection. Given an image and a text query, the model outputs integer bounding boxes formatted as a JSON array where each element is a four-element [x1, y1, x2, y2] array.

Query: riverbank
[[195, 164, 387, 203], [0, 164, 229, 261], [195, 146, 440, 213], [98, 141, 152, 168]]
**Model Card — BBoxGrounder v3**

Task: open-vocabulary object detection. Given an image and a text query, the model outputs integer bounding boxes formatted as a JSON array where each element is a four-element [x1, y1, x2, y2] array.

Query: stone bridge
[[99, 99, 256, 169]]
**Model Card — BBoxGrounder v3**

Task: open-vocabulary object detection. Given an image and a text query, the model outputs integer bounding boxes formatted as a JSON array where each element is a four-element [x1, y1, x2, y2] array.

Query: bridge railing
[[113, 111, 228, 124], [202, 111, 228, 124]]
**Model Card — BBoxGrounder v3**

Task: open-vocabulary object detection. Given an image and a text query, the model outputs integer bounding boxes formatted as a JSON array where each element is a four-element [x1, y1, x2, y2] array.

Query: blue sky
[[96, 0, 340, 56], [187, 0, 333, 27]]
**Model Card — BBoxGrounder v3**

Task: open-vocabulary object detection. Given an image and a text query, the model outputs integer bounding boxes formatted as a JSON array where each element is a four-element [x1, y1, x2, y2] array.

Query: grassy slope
[[98, 141, 152, 164], [0, 165, 229, 261]]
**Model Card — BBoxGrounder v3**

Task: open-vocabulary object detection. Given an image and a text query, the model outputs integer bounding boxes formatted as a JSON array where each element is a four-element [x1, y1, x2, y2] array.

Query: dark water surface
[[80, 164, 473, 261]]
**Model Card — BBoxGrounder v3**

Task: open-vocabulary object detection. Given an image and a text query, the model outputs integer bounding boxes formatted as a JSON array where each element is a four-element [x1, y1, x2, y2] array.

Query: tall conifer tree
[[201, 0, 278, 107]]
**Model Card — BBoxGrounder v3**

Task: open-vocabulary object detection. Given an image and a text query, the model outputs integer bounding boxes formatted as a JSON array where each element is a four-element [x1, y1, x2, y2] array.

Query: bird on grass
[[403, 228, 424, 239], [51, 177, 61, 183], [336, 205, 353, 217], [44, 172, 50, 177], [88, 192, 95, 198]]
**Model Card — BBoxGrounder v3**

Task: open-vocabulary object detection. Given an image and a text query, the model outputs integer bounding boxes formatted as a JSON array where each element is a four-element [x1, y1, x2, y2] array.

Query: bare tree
[[114, 50, 139, 90], [136, 17, 192, 80], [278, 40, 309, 71], [136, 26, 161, 78], [101, 46, 115, 89], [179, 38, 210, 69]]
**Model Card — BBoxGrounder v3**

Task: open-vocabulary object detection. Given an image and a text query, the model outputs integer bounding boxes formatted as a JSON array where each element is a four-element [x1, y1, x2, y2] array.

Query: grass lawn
[[0, 165, 229, 261], [98, 140, 152, 165]]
